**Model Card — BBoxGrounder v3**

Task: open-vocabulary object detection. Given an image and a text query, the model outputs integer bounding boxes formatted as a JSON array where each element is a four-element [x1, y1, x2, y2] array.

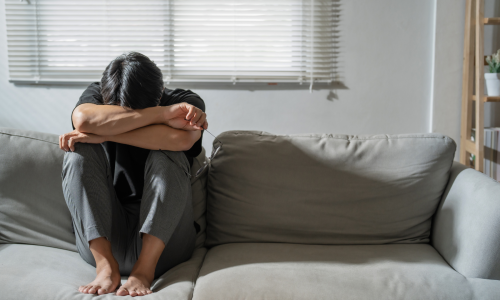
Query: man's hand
[[59, 130, 106, 152], [164, 102, 208, 131]]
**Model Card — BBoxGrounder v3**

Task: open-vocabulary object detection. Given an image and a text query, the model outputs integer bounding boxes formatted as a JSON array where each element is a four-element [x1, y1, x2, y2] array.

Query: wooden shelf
[[461, 0, 498, 173], [475, 56, 488, 66], [464, 139, 477, 155], [484, 18, 500, 24], [472, 95, 500, 102]]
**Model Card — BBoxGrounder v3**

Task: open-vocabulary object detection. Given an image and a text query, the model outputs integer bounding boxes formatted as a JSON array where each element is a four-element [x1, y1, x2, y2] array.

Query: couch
[[1, 127, 500, 300]]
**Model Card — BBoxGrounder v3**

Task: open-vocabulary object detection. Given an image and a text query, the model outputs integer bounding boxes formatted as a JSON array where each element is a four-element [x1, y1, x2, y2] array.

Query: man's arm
[[62, 124, 202, 152], [105, 124, 202, 151], [73, 102, 207, 136], [72, 103, 166, 136], [62, 100, 207, 152]]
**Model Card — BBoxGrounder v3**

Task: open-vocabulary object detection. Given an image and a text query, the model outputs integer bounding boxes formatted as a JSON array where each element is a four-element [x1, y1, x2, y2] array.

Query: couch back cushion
[[0, 127, 208, 251], [205, 131, 456, 248], [190, 147, 209, 249], [0, 128, 75, 251]]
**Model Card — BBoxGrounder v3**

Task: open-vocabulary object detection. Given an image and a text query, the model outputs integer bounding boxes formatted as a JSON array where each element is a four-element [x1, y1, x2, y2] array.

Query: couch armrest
[[432, 161, 500, 280]]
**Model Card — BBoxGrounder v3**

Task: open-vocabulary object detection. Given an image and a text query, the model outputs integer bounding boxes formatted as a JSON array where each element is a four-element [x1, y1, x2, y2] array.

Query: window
[[5, 0, 338, 89]]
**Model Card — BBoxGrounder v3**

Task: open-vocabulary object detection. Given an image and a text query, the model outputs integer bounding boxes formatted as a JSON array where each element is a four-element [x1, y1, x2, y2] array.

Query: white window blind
[[5, 0, 337, 89]]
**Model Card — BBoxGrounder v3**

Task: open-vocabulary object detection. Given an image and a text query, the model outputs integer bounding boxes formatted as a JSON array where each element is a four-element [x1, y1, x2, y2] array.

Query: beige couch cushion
[[0, 244, 207, 300], [192, 243, 474, 300], [467, 278, 500, 300], [190, 146, 209, 249], [0, 128, 76, 251], [206, 131, 456, 247]]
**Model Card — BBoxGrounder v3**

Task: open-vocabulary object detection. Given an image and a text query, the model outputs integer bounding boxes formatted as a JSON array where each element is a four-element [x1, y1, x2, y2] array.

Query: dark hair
[[101, 52, 164, 109]]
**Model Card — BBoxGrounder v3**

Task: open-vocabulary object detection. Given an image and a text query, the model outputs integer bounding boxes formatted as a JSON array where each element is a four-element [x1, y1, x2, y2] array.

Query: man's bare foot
[[79, 237, 121, 295], [116, 271, 154, 297], [79, 257, 121, 295], [116, 233, 164, 296]]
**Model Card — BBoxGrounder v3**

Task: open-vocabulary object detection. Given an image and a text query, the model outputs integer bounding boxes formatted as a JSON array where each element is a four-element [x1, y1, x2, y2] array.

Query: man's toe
[[116, 287, 129, 296], [88, 285, 99, 294]]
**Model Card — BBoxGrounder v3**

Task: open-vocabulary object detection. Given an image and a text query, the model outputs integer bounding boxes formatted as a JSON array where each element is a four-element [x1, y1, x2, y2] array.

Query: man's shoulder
[[163, 87, 201, 100], [162, 87, 205, 111], [79, 81, 103, 104], [84, 81, 101, 91]]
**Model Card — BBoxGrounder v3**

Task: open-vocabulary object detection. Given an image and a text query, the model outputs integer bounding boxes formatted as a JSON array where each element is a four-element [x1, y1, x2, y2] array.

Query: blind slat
[[5, 0, 338, 86]]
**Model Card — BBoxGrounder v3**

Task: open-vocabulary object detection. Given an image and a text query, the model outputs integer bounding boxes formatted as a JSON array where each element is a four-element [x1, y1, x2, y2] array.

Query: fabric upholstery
[[190, 147, 209, 249], [192, 242, 479, 300], [0, 128, 76, 251], [467, 278, 500, 300], [0, 127, 209, 252], [0, 243, 207, 300], [432, 161, 500, 280], [206, 131, 456, 247], [3, 127, 500, 299]]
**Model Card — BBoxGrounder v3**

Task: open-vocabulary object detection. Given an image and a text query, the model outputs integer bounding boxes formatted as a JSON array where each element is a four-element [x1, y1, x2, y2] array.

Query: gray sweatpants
[[61, 142, 196, 279]]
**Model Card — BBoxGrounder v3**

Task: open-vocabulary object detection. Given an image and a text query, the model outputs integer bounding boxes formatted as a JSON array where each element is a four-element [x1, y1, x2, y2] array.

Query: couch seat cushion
[[193, 243, 475, 300], [467, 278, 500, 300], [0, 244, 207, 300]]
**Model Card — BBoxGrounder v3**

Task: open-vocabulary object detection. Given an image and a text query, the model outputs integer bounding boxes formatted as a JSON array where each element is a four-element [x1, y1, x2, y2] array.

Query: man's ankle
[[89, 237, 118, 268], [130, 259, 156, 279], [95, 255, 118, 266]]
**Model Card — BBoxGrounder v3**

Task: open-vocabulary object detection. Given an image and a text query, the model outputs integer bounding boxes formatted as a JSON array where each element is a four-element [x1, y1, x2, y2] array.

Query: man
[[59, 52, 207, 296]]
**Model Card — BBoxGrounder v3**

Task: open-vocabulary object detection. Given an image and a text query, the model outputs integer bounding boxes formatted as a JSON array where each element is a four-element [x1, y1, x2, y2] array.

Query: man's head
[[101, 52, 164, 109]]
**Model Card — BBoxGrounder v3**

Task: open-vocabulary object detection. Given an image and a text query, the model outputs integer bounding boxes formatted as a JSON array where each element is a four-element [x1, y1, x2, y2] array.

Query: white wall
[[431, 0, 464, 149], [1, 0, 437, 154]]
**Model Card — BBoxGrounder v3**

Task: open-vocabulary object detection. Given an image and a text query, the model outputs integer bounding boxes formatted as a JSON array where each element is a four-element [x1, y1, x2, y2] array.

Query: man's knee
[[62, 143, 107, 174], [147, 150, 189, 171], [67, 142, 103, 156], [145, 150, 192, 183]]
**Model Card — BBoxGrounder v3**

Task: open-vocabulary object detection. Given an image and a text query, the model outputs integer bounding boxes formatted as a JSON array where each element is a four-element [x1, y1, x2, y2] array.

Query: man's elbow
[[72, 109, 91, 132], [179, 130, 201, 151]]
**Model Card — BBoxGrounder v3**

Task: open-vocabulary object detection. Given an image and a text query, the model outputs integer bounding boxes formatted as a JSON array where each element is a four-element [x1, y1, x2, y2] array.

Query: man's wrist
[[158, 105, 176, 125]]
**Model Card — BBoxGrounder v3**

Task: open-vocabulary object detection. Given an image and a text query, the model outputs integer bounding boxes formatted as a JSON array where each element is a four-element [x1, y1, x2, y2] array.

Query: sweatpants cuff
[[139, 223, 172, 246], [85, 225, 108, 243]]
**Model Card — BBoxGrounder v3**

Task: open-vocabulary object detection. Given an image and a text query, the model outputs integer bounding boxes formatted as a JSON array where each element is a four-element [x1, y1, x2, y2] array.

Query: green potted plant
[[486, 49, 500, 96]]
